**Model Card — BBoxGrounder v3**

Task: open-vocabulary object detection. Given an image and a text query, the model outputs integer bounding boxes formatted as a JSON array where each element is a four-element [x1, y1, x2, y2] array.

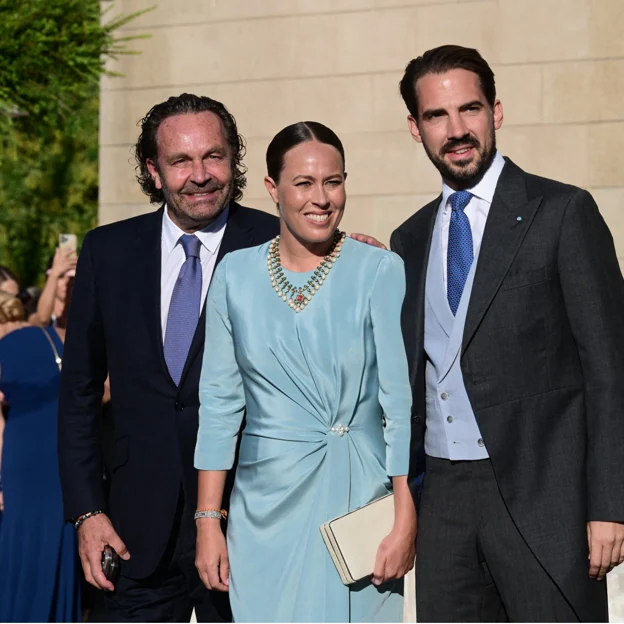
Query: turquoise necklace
[[267, 231, 345, 313]]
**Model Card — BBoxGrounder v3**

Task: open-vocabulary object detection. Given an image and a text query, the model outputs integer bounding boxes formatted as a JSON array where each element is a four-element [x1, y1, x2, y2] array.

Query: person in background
[[0, 292, 29, 516], [0, 266, 20, 297], [0, 279, 81, 622], [35, 247, 77, 327], [194, 122, 415, 622], [0, 404, 4, 514], [20, 285, 44, 325], [0, 291, 29, 339]]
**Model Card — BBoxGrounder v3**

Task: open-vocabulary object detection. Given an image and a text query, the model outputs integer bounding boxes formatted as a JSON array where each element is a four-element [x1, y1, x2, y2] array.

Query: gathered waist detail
[[242, 420, 375, 445], [329, 424, 350, 437]]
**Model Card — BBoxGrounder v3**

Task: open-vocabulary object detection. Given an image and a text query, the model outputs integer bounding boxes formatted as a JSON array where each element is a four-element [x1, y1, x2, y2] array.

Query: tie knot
[[179, 234, 201, 259], [449, 191, 473, 213]]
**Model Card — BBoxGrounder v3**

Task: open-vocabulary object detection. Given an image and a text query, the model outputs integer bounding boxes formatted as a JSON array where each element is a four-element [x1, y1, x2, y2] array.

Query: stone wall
[[99, 0, 624, 614], [100, 1, 624, 258]]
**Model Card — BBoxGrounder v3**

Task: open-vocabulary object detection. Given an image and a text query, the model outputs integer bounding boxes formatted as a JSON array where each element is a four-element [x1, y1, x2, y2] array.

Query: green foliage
[[0, 0, 151, 286], [0, 92, 99, 286], [0, 0, 150, 136]]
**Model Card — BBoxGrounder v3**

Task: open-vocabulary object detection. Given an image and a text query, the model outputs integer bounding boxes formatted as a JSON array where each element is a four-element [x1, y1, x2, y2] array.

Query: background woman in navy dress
[[0, 283, 81, 621]]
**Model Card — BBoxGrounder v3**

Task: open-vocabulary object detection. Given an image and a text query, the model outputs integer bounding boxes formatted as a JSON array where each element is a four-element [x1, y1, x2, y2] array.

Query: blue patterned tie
[[164, 234, 202, 385], [447, 191, 474, 315]]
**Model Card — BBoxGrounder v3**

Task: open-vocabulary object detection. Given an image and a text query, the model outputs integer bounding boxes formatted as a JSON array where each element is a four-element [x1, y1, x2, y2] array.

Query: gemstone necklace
[[267, 230, 345, 312]]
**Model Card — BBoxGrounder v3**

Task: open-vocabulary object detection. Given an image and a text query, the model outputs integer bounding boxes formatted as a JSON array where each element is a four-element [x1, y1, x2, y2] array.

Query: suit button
[[414, 416, 422, 424], [175, 400, 185, 411], [477, 438, 485, 447], [441, 392, 449, 400], [447, 415, 454, 423]]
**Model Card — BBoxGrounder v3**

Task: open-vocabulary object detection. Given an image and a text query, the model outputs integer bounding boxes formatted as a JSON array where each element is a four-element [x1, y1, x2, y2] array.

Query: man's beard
[[163, 178, 232, 228], [423, 125, 496, 189]]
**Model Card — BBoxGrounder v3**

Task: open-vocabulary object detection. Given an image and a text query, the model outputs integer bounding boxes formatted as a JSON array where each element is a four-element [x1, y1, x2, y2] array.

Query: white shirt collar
[[441, 151, 506, 209], [162, 204, 230, 256]]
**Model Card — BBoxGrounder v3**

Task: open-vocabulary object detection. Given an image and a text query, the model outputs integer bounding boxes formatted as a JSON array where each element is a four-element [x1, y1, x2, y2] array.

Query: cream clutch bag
[[320, 493, 395, 585]]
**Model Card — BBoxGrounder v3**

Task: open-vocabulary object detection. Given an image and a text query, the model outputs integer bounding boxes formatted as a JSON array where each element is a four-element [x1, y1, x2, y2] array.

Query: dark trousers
[[416, 457, 586, 623], [90, 494, 231, 623]]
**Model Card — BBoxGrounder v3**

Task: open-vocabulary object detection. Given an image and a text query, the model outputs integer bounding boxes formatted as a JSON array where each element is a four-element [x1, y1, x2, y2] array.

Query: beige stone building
[[101, 0, 624, 255], [100, 0, 624, 616]]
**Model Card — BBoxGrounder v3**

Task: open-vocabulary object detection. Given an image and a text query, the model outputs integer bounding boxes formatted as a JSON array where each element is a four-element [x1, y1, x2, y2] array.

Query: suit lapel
[[213, 203, 255, 266], [178, 203, 257, 388], [425, 201, 453, 338], [462, 161, 543, 354], [402, 197, 439, 390], [133, 206, 177, 388]]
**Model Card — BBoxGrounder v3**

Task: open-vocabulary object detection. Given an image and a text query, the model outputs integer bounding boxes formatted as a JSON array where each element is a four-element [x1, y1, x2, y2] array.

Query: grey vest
[[424, 203, 488, 460]]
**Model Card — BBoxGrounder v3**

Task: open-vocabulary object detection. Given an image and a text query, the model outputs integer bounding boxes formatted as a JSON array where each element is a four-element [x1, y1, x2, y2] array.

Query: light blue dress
[[195, 237, 412, 622]]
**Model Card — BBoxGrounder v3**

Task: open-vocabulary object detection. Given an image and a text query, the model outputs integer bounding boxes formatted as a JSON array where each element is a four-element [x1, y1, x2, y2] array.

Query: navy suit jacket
[[58, 202, 279, 578]]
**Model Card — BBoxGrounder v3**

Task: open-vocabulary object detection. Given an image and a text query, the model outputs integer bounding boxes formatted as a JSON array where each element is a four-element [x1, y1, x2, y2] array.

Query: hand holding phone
[[59, 233, 77, 253], [50, 237, 78, 280], [101, 545, 120, 584]]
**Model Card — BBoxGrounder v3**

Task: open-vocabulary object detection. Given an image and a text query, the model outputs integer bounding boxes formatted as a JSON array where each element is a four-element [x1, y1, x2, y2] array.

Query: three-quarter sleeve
[[370, 252, 412, 476], [194, 256, 246, 471]]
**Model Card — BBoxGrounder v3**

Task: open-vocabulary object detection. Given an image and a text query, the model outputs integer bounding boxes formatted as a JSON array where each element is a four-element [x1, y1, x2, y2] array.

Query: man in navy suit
[[58, 94, 280, 622]]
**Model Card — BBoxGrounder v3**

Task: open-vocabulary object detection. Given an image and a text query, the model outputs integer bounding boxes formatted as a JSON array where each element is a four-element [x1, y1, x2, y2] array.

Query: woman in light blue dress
[[194, 122, 416, 622]]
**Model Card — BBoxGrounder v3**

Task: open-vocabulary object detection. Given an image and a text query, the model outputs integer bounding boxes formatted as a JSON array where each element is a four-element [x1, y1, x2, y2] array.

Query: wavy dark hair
[[134, 93, 247, 204], [399, 45, 496, 121], [0, 265, 18, 287], [266, 121, 345, 183]]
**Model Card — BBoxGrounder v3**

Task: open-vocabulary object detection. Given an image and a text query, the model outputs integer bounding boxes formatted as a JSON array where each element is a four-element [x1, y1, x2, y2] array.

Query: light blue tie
[[164, 234, 202, 385], [447, 191, 474, 316]]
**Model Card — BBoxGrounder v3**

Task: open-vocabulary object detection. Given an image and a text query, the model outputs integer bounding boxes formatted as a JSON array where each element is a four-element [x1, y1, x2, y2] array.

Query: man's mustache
[[181, 182, 224, 195], [441, 136, 480, 155]]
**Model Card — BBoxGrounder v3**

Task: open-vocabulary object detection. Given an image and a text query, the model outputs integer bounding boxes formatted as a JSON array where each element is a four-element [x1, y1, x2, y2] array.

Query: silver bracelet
[[74, 509, 104, 530], [194, 510, 224, 521]]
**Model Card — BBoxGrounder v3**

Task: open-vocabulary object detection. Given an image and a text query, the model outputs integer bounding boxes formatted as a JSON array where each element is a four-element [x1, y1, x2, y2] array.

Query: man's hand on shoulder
[[587, 521, 624, 581], [349, 233, 387, 250], [77, 512, 130, 591]]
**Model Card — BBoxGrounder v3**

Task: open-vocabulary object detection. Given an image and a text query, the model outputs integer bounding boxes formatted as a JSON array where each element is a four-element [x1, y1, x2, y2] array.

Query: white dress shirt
[[440, 151, 506, 288], [161, 205, 229, 341]]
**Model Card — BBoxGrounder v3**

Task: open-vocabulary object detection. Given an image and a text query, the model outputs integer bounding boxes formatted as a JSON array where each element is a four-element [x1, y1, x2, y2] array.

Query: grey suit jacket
[[391, 159, 624, 621]]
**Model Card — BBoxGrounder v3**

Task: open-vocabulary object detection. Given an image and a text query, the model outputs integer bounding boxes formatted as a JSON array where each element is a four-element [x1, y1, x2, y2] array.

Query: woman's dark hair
[[18, 286, 42, 317], [134, 93, 247, 203], [399, 45, 496, 120], [0, 265, 18, 287], [266, 121, 345, 183]]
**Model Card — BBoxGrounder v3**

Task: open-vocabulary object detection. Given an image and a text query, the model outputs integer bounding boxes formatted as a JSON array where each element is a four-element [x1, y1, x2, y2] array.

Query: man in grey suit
[[391, 44, 624, 622]]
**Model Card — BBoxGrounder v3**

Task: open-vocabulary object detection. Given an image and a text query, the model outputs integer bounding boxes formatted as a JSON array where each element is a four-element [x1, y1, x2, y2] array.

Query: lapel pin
[[516, 216, 523, 222]]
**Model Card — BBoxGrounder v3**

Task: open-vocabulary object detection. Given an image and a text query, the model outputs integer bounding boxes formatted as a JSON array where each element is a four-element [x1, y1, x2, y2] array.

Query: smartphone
[[59, 233, 77, 253], [101, 545, 120, 583]]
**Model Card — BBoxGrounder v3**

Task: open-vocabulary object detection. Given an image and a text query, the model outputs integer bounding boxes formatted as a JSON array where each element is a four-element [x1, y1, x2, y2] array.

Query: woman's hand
[[49, 247, 77, 279], [372, 525, 416, 586], [372, 476, 417, 586], [196, 519, 230, 592], [349, 233, 387, 250]]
